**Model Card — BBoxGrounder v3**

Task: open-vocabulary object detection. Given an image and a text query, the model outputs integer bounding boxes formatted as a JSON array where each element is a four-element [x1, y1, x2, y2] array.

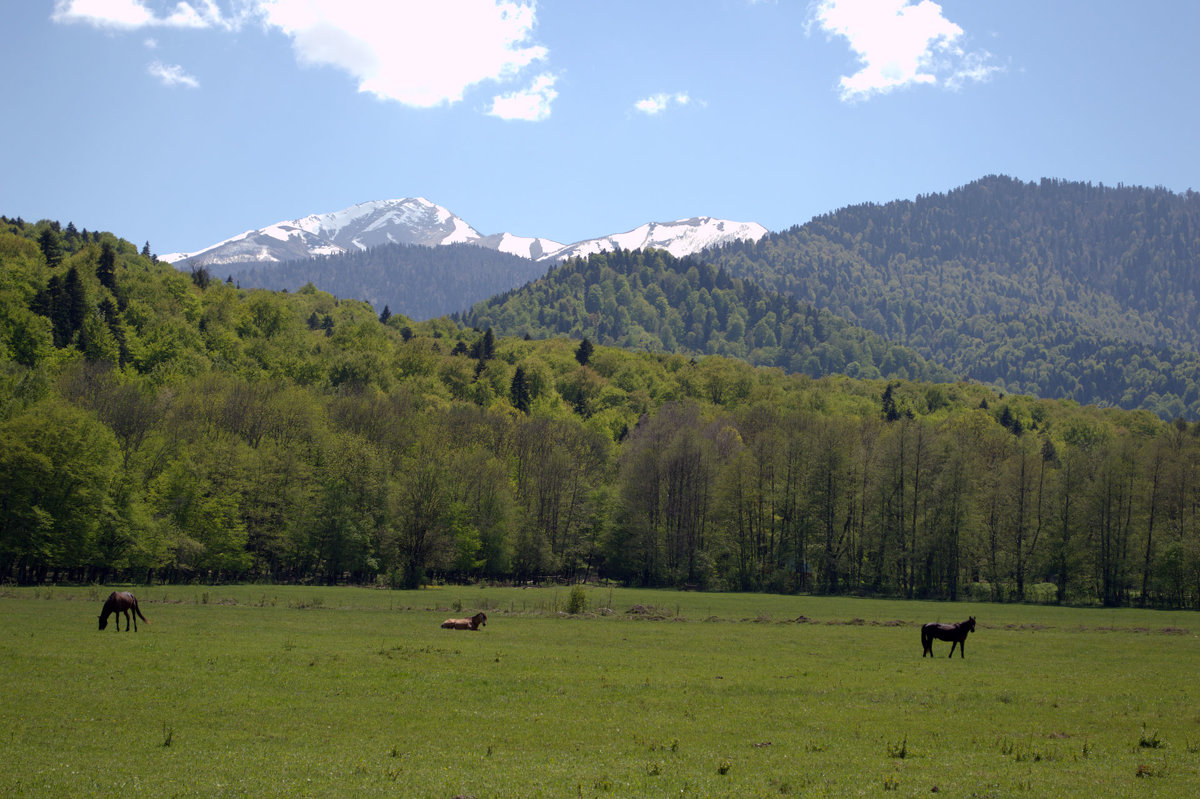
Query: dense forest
[[707, 176, 1200, 419], [460, 247, 954, 384], [213, 177, 1200, 420], [3, 215, 1200, 607], [228, 241, 547, 320]]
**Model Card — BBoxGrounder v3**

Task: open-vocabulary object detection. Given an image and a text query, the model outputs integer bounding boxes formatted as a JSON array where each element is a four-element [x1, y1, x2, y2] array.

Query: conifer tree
[[482, 327, 496, 360], [97, 242, 117, 291], [881, 382, 901, 422], [510, 366, 531, 413], [575, 337, 593, 366], [64, 267, 87, 344], [38, 228, 63, 268]]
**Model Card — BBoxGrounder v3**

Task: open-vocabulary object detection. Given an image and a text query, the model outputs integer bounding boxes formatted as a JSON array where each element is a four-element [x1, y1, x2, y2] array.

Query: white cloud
[[52, 0, 228, 30], [812, 0, 998, 101], [257, 0, 550, 109], [53, 1, 555, 116], [148, 60, 200, 88], [489, 73, 557, 121], [634, 92, 694, 115]]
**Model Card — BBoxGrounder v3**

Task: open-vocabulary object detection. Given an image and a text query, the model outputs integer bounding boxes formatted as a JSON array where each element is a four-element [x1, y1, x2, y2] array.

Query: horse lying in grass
[[441, 612, 486, 631], [99, 591, 149, 632], [921, 616, 975, 658]]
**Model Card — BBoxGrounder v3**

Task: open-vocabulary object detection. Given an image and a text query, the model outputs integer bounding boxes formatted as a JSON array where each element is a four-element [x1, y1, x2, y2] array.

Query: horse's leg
[[948, 640, 957, 658], [959, 640, 965, 659]]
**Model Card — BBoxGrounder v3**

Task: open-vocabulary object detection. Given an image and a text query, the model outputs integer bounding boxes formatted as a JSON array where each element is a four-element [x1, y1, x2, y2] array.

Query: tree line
[[2, 216, 1200, 606]]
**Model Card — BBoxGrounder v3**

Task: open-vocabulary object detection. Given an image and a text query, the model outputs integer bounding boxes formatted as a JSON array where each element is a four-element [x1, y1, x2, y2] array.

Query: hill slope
[[707, 176, 1200, 418], [461, 247, 955, 384], [226, 241, 548, 320], [4, 214, 1200, 607]]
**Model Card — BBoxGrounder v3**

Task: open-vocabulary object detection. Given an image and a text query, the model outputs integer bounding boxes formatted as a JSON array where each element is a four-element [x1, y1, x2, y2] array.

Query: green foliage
[[510, 365, 531, 413], [708, 176, 1200, 419], [2, 215, 1200, 609], [575, 336, 593, 366], [463, 247, 953, 384], [565, 583, 588, 614]]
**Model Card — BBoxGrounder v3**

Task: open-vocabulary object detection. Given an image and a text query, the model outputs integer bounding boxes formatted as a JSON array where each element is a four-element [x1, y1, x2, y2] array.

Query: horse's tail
[[134, 600, 149, 624], [920, 625, 931, 647]]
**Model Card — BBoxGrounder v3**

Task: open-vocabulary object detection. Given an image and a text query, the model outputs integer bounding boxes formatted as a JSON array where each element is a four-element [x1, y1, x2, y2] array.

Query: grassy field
[[1, 585, 1198, 797]]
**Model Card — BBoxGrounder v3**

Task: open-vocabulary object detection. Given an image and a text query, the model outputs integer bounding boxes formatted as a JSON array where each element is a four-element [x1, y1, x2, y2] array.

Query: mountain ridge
[[706, 175, 1200, 418], [163, 198, 768, 266]]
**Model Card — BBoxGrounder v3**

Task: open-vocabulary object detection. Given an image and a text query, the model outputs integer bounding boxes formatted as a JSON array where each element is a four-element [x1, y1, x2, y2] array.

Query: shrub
[[566, 585, 587, 615]]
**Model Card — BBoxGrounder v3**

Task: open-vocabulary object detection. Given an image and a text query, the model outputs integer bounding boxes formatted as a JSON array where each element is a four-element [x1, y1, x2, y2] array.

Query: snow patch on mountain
[[545, 217, 769, 262], [476, 232, 566, 261], [163, 200, 767, 268]]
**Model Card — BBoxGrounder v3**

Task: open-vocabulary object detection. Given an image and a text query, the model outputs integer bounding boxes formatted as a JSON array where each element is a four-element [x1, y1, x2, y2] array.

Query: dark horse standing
[[921, 616, 975, 658], [99, 591, 148, 632]]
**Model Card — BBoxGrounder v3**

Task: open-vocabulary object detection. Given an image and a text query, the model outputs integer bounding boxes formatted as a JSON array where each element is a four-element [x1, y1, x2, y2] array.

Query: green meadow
[[1, 586, 1198, 798]]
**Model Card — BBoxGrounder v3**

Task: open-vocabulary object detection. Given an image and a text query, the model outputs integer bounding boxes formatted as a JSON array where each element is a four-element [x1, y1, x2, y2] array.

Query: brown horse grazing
[[441, 611, 486, 630], [921, 616, 975, 658], [99, 591, 149, 632]]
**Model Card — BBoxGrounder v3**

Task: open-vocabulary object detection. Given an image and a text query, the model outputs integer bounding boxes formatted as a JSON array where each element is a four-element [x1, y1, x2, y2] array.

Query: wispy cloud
[[148, 60, 200, 88], [634, 92, 695, 115], [52, 0, 230, 30], [811, 0, 998, 101], [258, 0, 550, 110], [489, 73, 557, 121]]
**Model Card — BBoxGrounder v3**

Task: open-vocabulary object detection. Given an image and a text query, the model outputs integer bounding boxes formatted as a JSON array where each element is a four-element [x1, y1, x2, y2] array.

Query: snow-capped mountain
[[162, 199, 482, 267], [162, 198, 767, 268], [548, 217, 769, 262]]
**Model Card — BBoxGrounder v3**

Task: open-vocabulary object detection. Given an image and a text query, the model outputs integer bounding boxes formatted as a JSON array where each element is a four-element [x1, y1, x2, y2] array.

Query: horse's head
[[967, 616, 976, 633], [98, 615, 108, 631], [473, 612, 487, 629]]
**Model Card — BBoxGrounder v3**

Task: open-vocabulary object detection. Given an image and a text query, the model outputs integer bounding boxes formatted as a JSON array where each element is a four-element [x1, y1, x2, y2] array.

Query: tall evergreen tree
[[510, 367, 531, 413], [482, 327, 496, 361], [575, 337, 593, 366], [97, 242, 117, 291], [38, 228, 63, 268], [63, 267, 87, 345], [881, 383, 901, 422]]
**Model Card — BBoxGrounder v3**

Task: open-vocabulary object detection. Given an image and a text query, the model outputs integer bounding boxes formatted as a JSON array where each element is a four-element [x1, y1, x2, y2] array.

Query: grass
[[1, 585, 1199, 796]]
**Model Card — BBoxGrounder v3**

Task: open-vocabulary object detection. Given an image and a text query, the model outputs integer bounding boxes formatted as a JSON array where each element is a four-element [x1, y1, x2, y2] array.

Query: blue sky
[[3, 1, 1198, 256]]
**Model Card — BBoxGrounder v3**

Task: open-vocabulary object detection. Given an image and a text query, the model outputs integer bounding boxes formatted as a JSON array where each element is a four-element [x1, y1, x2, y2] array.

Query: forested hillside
[[4, 215, 1200, 608], [460, 247, 954, 384], [226, 241, 547, 320], [708, 176, 1200, 419]]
